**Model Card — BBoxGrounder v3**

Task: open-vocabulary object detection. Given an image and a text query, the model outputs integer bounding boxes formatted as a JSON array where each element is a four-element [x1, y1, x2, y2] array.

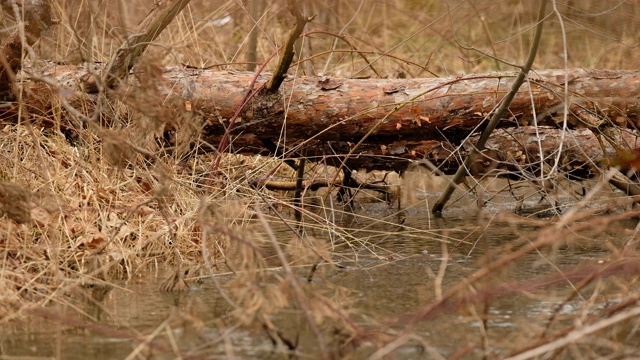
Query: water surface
[[1, 188, 636, 359]]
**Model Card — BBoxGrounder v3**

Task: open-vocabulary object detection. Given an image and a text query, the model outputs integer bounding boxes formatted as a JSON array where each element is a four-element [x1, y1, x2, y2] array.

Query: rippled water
[[1, 185, 637, 359]]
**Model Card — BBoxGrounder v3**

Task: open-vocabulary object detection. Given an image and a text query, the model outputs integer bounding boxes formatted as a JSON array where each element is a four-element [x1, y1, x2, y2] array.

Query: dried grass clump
[[0, 121, 206, 307]]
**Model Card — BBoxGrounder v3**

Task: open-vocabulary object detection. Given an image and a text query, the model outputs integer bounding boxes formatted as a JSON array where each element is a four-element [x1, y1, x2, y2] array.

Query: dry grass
[[1, 0, 640, 358]]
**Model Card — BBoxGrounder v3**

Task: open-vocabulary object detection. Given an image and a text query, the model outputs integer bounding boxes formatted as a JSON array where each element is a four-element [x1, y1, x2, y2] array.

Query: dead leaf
[[76, 233, 108, 250]]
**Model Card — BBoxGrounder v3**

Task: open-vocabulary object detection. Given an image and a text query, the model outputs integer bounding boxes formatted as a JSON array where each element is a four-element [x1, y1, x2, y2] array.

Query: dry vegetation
[[1, 0, 640, 359]]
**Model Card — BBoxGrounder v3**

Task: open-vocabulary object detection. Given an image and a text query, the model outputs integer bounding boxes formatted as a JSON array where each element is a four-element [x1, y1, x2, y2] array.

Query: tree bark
[[8, 65, 640, 175], [153, 68, 640, 145], [275, 127, 635, 179]]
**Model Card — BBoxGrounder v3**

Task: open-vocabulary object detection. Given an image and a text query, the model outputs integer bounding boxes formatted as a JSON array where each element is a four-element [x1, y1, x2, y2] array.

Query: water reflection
[[1, 197, 636, 359]]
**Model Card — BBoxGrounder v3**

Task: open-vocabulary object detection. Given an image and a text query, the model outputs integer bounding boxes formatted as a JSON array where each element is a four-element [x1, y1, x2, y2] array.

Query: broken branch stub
[[265, 0, 315, 93], [101, 0, 191, 91]]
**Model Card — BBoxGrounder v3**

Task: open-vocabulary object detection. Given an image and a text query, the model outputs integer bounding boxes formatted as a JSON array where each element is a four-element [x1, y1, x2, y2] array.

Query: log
[[8, 65, 640, 175], [159, 68, 640, 144], [275, 127, 637, 179], [26, 65, 640, 139]]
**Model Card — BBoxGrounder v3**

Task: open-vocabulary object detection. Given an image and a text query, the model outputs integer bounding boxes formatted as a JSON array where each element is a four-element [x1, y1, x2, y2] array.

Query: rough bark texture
[[157, 68, 638, 144], [270, 126, 635, 179], [7, 65, 640, 175]]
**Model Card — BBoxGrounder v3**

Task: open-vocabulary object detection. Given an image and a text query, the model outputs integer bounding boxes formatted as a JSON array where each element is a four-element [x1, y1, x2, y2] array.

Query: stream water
[[1, 184, 638, 359]]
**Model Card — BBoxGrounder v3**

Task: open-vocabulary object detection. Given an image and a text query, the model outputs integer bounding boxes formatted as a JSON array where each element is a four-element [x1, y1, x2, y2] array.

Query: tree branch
[[101, 0, 191, 91], [265, 0, 315, 93], [431, 0, 548, 215]]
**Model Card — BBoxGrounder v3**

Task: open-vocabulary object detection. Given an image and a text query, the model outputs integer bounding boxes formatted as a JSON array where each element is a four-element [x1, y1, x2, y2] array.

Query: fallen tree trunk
[[166, 67, 640, 145], [272, 126, 637, 178], [250, 127, 640, 203], [22, 65, 640, 141], [7, 65, 640, 175]]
